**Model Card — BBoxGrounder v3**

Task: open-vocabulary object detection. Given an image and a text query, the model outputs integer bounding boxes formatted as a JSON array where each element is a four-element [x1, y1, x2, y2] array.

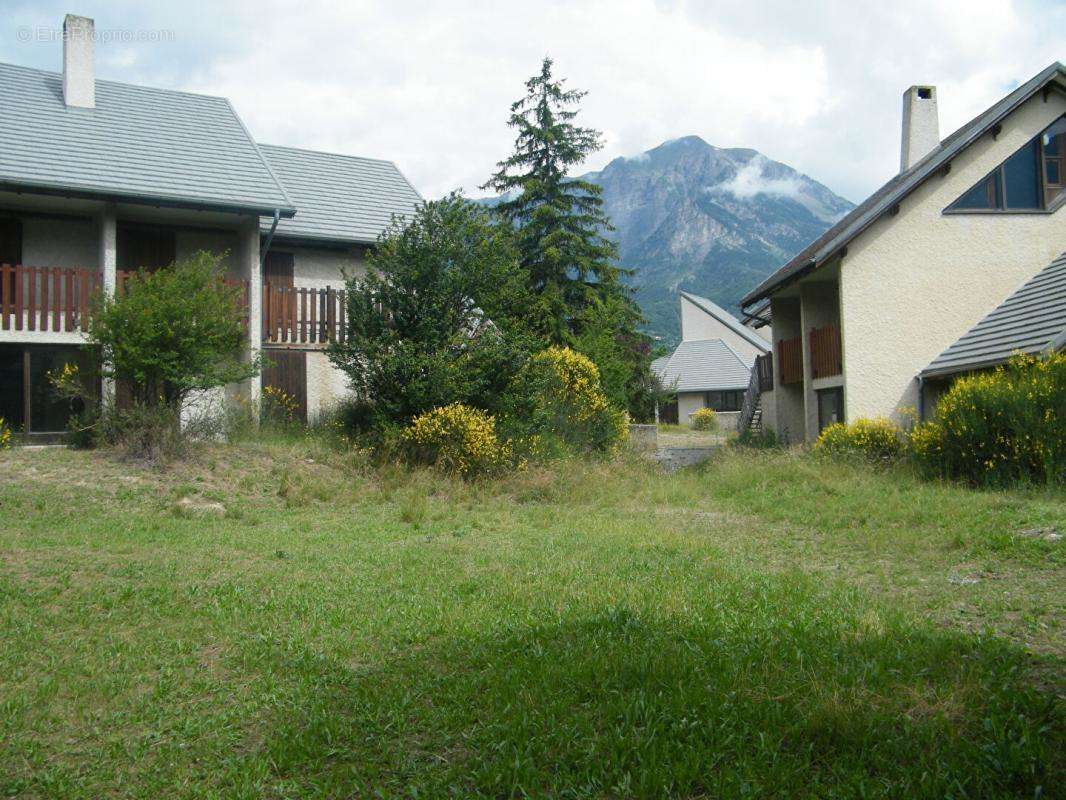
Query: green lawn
[[0, 442, 1063, 798]]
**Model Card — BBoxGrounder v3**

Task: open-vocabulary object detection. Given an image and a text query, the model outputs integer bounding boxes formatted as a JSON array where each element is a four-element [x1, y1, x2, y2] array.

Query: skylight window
[[947, 115, 1066, 212]]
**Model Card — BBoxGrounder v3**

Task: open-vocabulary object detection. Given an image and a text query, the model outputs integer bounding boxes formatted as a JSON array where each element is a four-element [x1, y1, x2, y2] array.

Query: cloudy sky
[[3, 1, 1063, 204]]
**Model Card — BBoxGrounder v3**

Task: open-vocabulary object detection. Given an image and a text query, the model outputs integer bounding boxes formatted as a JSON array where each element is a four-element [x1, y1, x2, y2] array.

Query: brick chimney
[[62, 14, 95, 108], [900, 85, 938, 172]]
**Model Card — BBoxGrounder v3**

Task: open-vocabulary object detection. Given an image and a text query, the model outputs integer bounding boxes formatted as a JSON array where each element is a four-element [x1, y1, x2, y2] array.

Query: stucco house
[[739, 62, 1066, 443], [0, 15, 420, 440], [652, 291, 769, 430]]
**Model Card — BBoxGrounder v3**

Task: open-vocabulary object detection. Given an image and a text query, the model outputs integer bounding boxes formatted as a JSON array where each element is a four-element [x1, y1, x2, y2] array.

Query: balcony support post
[[97, 204, 117, 404]]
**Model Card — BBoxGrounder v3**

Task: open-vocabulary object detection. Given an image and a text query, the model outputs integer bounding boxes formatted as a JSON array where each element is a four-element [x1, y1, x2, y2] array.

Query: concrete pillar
[[238, 215, 262, 408], [98, 205, 117, 404]]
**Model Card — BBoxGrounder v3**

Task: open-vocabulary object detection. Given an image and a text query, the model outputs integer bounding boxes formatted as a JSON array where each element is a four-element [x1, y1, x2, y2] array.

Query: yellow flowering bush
[[0, 417, 11, 450], [261, 386, 301, 424], [690, 407, 719, 432], [814, 417, 904, 462], [403, 403, 507, 476], [913, 352, 1064, 486], [505, 347, 628, 454]]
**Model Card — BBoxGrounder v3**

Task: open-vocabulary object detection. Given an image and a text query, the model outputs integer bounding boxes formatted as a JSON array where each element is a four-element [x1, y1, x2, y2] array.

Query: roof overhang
[[0, 177, 297, 219]]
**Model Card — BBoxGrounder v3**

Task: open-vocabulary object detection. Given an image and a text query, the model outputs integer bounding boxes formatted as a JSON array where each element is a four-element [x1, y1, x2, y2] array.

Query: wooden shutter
[[263, 251, 295, 287], [261, 350, 307, 422], [117, 225, 176, 272]]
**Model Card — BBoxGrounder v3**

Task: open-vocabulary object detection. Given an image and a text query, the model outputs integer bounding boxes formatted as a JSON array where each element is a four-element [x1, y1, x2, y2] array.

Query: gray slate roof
[[259, 144, 422, 244], [741, 61, 1066, 309], [680, 291, 769, 352], [651, 338, 754, 393], [922, 252, 1066, 378], [0, 62, 294, 216]]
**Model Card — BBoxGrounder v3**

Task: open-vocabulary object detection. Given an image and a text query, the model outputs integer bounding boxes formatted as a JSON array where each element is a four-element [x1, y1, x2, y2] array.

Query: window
[[816, 387, 844, 433], [0, 345, 93, 438], [704, 390, 742, 412], [946, 115, 1066, 212]]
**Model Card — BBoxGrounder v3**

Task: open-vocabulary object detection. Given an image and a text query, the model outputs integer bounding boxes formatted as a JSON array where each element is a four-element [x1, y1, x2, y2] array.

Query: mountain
[[583, 136, 853, 344], [477, 135, 854, 345]]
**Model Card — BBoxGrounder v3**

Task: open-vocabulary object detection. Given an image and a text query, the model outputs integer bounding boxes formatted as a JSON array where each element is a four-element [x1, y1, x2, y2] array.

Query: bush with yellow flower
[[814, 417, 905, 462], [911, 352, 1064, 486]]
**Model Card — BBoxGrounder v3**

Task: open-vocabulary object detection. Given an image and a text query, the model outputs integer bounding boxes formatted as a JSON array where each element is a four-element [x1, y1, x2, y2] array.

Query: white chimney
[[62, 14, 95, 108], [900, 85, 938, 172]]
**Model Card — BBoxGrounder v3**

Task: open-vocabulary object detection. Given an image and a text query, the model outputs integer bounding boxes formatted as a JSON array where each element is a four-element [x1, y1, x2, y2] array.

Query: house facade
[[652, 291, 769, 430], [0, 15, 420, 439], [740, 63, 1066, 444]]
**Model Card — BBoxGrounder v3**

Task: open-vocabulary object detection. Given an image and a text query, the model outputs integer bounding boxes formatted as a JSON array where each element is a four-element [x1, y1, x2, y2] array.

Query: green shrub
[[911, 353, 1065, 486], [403, 403, 508, 477], [503, 346, 628, 455], [0, 417, 11, 449], [690, 407, 719, 432], [814, 417, 905, 462], [734, 427, 779, 449]]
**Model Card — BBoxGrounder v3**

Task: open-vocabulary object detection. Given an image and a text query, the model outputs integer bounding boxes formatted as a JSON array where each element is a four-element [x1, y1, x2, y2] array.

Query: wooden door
[[263, 251, 294, 287], [261, 349, 307, 423]]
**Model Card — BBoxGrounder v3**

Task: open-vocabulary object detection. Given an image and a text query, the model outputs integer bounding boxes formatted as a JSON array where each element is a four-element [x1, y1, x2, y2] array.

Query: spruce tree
[[483, 57, 655, 418], [482, 57, 628, 340]]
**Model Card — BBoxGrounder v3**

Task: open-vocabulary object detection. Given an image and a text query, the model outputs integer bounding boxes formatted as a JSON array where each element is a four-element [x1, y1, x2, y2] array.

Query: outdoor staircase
[[738, 353, 772, 434], [747, 399, 763, 432]]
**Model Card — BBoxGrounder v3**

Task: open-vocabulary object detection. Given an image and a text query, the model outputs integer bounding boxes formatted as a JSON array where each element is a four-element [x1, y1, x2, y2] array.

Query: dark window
[[0, 345, 91, 437], [0, 218, 22, 265], [817, 387, 844, 433], [0, 345, 24, 432], [704, 390, 742, 412], [1002, 138, 1041, 209], [117, 225, 176, 272], [946, 115, 1066, 212]]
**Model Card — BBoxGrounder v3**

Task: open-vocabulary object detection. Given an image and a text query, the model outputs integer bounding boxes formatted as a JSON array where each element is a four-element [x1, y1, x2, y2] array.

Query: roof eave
[[0, 178, 296, 218]]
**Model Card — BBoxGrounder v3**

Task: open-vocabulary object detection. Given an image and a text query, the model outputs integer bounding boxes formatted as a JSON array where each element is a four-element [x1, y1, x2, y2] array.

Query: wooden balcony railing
[[117, 270, 250, 333], [262, 283, 347, 345], [809, 324, 842, 379], [777, 335, 803, 385], [0, 264, 100, 333], [1, 266, 343, 346]]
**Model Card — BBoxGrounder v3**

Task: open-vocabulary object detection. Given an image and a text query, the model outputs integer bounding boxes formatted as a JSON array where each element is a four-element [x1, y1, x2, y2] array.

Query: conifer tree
[[483, 57, 655, 418]]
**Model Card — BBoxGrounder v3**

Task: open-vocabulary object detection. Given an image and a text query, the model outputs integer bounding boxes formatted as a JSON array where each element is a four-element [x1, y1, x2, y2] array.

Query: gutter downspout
[[260, 209, 280, 268]]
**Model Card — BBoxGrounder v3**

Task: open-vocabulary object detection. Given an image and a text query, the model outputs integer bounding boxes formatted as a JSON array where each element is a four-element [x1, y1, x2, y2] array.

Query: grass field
[[1, 440, 1063, 798]]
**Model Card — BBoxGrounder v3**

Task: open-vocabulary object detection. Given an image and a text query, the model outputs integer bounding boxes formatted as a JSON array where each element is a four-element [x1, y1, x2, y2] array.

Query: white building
[[740, 63, 1066, 443], [0, 15, 421, 439], [652, 291, 769, 430]]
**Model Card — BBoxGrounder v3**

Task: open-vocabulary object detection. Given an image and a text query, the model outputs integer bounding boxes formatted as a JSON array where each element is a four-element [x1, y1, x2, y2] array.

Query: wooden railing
[[809, 324, 842, 379], [0, 264, 100, 333], [262, 283, 347, 345], [777, 335, 803, 385], [116, 270, 250, 333]]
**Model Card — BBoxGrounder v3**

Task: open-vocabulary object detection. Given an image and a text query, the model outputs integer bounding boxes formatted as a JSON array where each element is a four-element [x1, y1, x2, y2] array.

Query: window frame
[[944, 115, 1066, 215]]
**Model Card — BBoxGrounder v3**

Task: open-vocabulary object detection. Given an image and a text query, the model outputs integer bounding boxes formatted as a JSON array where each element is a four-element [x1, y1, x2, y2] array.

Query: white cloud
[[3, 0, 1063, 204], [707, 156, 804, 200]]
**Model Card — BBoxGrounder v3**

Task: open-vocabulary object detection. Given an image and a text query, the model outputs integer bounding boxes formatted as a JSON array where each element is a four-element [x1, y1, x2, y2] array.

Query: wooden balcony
[[809, 324, 842, 379], [1, 264, 99, 334], [262, 283, 347, 346], [777, 335, 803, 385]]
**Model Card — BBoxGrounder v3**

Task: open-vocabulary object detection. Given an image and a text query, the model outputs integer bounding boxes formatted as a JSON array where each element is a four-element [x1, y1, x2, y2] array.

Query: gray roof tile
[[0, 62, 294, 215], [922, 252, 1066, 377], [651, 338, 754, 392], [742, 62, 1066, 308], [259, 144, 421, 244]]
